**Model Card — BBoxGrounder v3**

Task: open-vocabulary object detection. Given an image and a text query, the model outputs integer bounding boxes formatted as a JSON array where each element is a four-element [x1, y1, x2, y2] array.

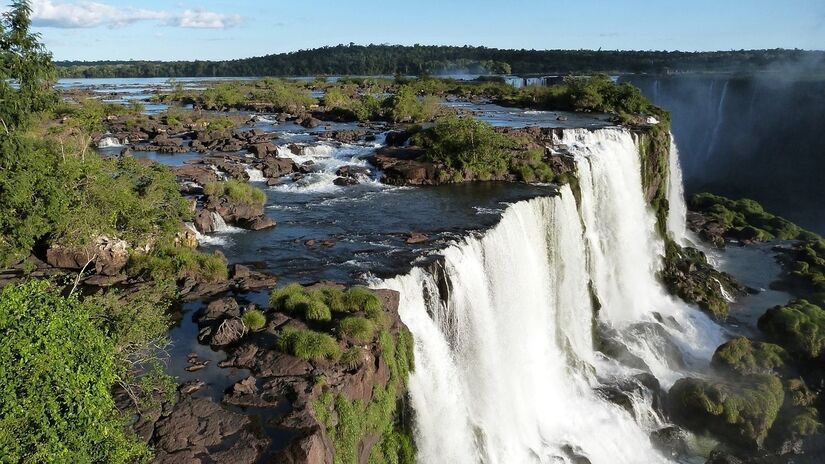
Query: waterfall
[[245, 166, 267, 182], [705, 80, 730, 161], [666, 136, 688, 244], [210, 212, 243, 234], [383, 127, 725, 464]]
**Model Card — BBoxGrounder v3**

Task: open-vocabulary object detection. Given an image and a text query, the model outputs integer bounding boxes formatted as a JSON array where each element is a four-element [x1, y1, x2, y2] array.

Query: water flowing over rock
[[382, 127, 725, 464]]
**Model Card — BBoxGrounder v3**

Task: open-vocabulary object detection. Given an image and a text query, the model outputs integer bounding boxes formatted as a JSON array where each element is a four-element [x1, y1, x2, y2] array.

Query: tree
[[0, 281, 149, 463]]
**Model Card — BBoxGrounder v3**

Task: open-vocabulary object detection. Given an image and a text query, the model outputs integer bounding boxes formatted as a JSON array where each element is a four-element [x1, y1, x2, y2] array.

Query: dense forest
[[56, 44, 825, 78]]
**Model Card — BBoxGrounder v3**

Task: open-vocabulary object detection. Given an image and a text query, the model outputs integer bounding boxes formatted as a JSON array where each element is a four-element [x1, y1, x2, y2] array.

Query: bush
[[203, 180, 266, 207], [277, 327, 341, 361], [0, 281, 148, 463], [241, 309, 267, 331], [758, 300, 825, 359], [689, 193, 806, 242], [339, 317, 376, 343]]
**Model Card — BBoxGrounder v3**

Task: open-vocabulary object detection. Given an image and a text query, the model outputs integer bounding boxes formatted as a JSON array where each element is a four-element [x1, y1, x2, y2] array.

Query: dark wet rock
[[262, 157, 299, 179], [335, 165, 371, 179], [560, 444, 592, 464], [248, 142, 276, 158], [333, 176, 358, 186], [206, 196, 264, 228], [705, 449, 744, 464], [384, 130, 411, 147], [298, 116, 321, 128], [320, 129, 369, 144], [651, 426, 691, 458], [200, 297, 242, 325], [371, 147, 437, 186], [244, 215, 276, 231], [173, 164, 219, 186], [271, 429, 333, 464], [180, 380, 207, 396], [151, 397, 267, 464], [688, 211, 728, 248], [194, 210, 215, 234], [185, 360, 208, 372], [406, 232, 429, 244]]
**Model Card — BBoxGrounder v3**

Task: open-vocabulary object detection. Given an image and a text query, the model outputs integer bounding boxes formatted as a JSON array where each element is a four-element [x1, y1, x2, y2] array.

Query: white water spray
[[667, 136, 688, 244]]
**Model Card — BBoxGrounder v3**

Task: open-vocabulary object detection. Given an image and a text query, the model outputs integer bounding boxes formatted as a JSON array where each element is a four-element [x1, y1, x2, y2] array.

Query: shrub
[[277, 327, 341, 361], [341, 347, 367, 370], [414, 115, 513, 179], [203, 180, 266, 207], [339, 317, 376, 343], [269, 283, 306, 310], [758, 300, 825, 359], [0, 281, 148, 463], [241, 309, 267, 331]]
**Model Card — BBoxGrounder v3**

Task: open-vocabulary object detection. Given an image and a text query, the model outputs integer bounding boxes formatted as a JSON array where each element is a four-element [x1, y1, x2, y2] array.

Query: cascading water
[[705, 80, 730, 161], [666, 136, 688, 244], [383, 127, 726, 464], [245, 166, 267, 182]]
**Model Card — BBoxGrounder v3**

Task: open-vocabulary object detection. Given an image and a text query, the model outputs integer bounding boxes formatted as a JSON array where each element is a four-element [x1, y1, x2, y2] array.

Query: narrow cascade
[[385, 128, 726, 463], [385, 188, 670, 464], [666, 135, 688, 244], [245, 167, 266, 182], [210, 212, 242, 233], [563, 128, 723, 385], [705, 80, 730, 161]]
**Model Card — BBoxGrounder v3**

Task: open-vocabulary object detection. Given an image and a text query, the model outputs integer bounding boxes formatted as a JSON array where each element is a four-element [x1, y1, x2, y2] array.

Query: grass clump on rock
[[270, 284, 384, 322], [127, 246, 228, 283], [204, 179, 266, 207], [690, 193, 816, 242], [276, 326, 341, 361], [338, 316, 376, 343], [758, 299, 825, 359], [240, 309, 267, 331]]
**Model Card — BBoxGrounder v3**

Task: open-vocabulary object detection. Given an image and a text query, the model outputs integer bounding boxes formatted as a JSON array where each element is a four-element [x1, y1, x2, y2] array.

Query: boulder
[[248, 142, 276, 158], [46, 235, 129, 276], [194, 210, 215, 234], [262, 157, 298, 179], [242, 216, 276, 231]]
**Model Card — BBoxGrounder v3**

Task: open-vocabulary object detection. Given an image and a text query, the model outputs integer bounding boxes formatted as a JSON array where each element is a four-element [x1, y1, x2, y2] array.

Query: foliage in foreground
[[203, 179, 267, 207], [0, 281, 149, 463]]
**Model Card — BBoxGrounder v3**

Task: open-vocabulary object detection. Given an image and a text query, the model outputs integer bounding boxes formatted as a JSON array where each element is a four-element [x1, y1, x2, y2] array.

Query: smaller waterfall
[[98, 136, 124, 148], [211, 212, 243, 233], [245, 167, 267, 182], [666, 136, 688, 244], [705, 80, 730, 161]]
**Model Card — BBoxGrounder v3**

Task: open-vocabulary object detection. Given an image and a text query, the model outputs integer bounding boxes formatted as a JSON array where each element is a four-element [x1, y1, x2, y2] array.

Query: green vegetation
[[339, 316, 377, 343], [203, 179, 267, 207], [667, 374, 785, 448], [314, 326, 416, 464], [637, 119, 673, 236], [55, 44, 824, 78], [270, 284, 386, 322], [157, 78, 316, 112], [711, 337, 787, 376], [758, 300, 825, 359], [690, 193, 817, 243], [660, 240, 740, 320], [277, 326, 341, 361], [782, 238, 825, 304], [241, 309, 267, 331], [0, 281, 149, 463], [126, 246, 228, 283]]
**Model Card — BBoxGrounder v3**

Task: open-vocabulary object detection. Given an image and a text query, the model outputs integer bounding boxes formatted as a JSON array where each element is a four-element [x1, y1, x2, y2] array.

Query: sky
[[14, 0, 825, 61]]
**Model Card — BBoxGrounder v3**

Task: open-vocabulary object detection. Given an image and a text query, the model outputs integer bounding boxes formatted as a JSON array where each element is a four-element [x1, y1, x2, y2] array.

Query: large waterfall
[[382, 128, 724, 464]]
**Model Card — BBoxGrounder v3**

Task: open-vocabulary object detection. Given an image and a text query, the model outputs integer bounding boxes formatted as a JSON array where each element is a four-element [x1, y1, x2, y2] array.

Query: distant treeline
[[55, 44, 825, 78]]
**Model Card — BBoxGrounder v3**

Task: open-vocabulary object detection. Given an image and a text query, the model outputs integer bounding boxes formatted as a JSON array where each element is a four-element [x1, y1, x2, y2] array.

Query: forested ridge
[[56, 44, 825, 78]]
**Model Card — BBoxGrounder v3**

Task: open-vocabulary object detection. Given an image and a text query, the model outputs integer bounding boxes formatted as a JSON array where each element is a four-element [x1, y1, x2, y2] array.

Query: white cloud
[[28, 0, 243, 29], [173, 9, 242, 29]]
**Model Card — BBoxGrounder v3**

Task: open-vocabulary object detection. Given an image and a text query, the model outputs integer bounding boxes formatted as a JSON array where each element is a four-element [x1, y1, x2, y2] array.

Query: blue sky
[[19, 0, 825, 61]]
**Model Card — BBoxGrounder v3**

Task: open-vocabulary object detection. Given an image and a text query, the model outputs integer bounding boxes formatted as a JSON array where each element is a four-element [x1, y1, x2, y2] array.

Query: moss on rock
[[711, 337, 787, 376], [758, 299, 825, 359], [667, 374, 784, 449]]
